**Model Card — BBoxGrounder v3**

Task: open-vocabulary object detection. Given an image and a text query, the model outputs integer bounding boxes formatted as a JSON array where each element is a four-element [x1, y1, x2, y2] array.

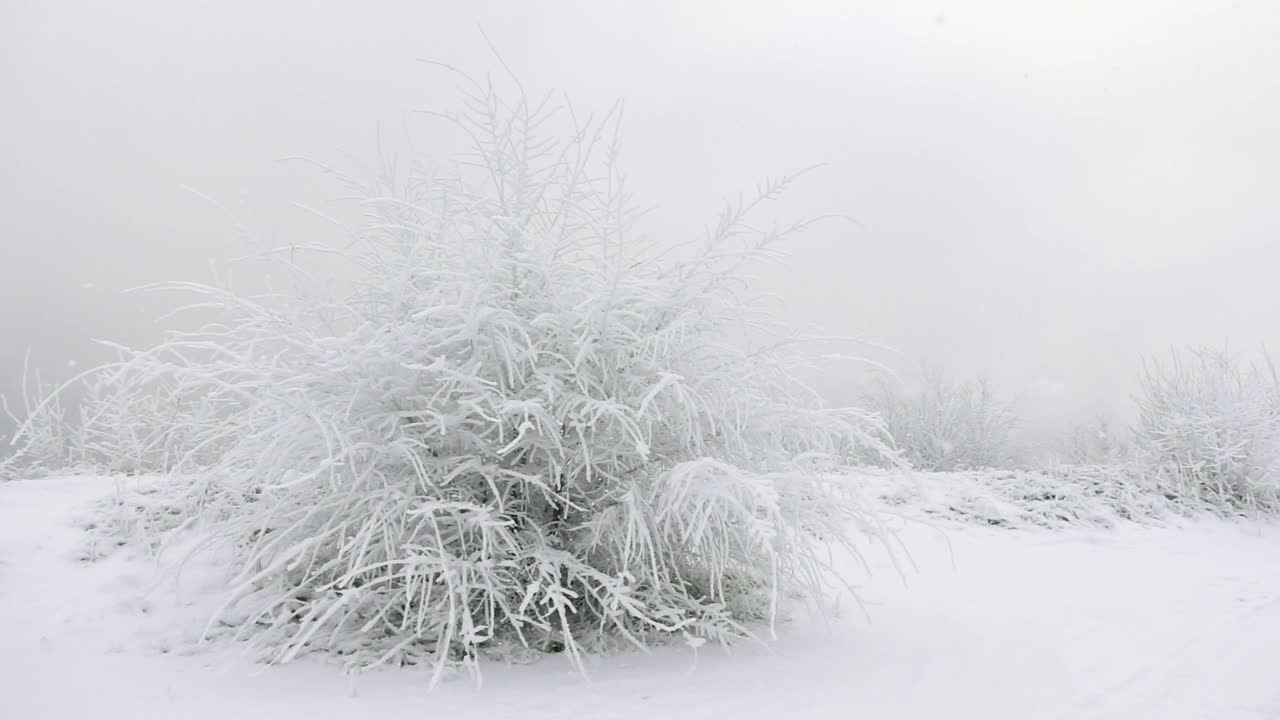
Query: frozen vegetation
[[2, 78, 1277, 719], [4, 77, 903, 682], [861, 367, 1017, 471]]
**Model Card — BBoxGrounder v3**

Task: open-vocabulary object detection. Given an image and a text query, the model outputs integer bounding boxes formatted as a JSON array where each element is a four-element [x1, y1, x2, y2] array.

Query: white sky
[[3, 0, 1279, 443]]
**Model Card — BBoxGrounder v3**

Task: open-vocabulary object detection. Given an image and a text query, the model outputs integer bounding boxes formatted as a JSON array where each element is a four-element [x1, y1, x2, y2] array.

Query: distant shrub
[[1, 355, 79, 480], [1135, 346, 1280, 513], [13, 74, 898, 682], [864, 463, 1177, 530], [863, 368, 1017, 471], [1057, 415, 1131, 466], [2, 350, 193, 479]]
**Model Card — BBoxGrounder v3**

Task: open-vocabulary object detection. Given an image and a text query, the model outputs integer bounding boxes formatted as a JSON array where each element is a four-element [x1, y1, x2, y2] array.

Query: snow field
[[3, 475, 1276, 720]]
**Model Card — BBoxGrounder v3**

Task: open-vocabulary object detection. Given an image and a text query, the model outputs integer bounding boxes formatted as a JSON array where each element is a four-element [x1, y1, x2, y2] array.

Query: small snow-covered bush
[[21, 74, 897, 681], [863, 367, 1016, 471], [1135, 346, 1280, 513], [72, 351, 222, 475], [1, 355, 79, 480], [1057, 415, 1131, 465], [3, 350, 191, 479], [863, 463, 1177, 530]]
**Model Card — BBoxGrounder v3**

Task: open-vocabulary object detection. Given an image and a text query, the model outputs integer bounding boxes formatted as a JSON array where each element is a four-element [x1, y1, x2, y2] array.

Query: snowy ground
[[2, 476, 1278, 720]]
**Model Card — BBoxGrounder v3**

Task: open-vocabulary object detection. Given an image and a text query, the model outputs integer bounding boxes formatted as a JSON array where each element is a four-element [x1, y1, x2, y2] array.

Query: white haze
[[3, 0, 1279, 449]]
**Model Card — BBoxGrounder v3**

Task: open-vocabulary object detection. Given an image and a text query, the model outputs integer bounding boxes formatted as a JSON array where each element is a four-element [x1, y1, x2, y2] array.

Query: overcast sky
[[3, 0, 1279, 445]]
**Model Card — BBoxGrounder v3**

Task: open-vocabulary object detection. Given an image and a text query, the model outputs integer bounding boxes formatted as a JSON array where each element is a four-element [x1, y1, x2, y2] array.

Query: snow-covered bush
[[22, 73, 897, 681], [862, 367, 1016, 471], [864, 463, 1176, 530], [1135, 346, 1280, 513], [1, 355, 80, 480], [1057, 415, 1131, 465], [3, 349, 193, 479]]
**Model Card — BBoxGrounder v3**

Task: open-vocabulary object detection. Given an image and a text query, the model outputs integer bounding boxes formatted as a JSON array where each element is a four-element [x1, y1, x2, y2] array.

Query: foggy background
[[3, 0, 1278, 452]]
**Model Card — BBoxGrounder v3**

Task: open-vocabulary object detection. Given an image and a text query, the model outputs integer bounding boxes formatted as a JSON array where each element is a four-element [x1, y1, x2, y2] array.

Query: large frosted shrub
[[15, 74, 896, 681], [1135, 346, 1280, 512], [863, 367, 1016, 471]]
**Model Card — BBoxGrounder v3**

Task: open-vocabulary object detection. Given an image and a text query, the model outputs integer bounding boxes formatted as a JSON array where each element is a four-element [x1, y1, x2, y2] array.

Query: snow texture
[[3, 476, 1278, 720]]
